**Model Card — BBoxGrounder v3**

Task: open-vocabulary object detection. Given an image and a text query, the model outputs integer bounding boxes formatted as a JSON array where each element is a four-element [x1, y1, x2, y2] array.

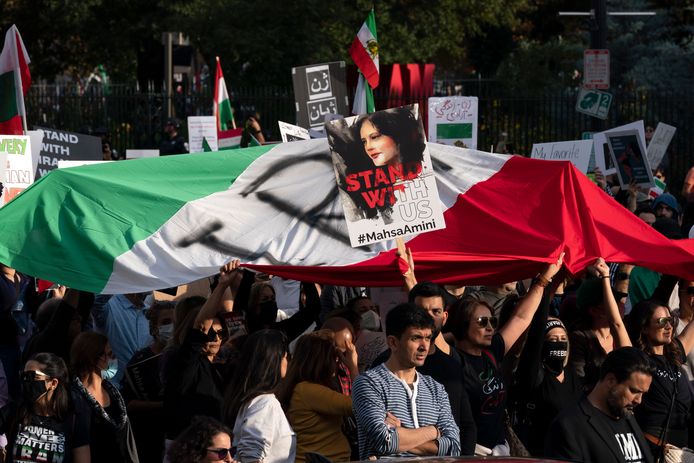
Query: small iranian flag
[[214, 56, 235, 131], [350, 10, 378, 115], [0, 25, 31, 135], [649, 177, 666, 199]]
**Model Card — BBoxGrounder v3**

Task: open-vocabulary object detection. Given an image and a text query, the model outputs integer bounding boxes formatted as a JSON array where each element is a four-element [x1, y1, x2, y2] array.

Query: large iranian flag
[[0, 140, 693, 294], [0, 25, 31, 135]]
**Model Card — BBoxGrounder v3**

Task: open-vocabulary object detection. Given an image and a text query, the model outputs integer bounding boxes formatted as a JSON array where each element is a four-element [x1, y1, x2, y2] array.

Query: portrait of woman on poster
[[327, 106, 426, 223]]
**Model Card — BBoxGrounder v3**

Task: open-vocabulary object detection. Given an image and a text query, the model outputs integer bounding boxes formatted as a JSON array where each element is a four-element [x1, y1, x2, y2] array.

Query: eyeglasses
[[21, 370, 50, 382], [653, 317, 674, 328], [475, 316, 498, 329], [210, 329, 225, 340], [206, 447, 235, 460]]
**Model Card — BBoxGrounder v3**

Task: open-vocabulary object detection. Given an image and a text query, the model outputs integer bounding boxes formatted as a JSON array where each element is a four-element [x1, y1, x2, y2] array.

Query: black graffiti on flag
[[15, 424, 66, 455], [614, 433, 644, 462]]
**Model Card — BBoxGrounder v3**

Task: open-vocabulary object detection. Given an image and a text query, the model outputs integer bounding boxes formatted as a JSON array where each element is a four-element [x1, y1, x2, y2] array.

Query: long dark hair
[[70, 331, 108, 379], [223, 329, 288, 425], [276, 330, 339, 411], [19, 353, 71, 425], [167, 416, 232, 463], [626, 299, 684, 365]]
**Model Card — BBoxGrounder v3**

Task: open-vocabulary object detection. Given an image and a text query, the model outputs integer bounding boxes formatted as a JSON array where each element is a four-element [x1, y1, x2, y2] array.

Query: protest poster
[[123, 353, 163, 401], [530, 139, 593, 174], [646, 122, 676, 169], [126, 149, 160, 159], [325, 104, 445, 247], [427, 97, 478, 149], [278, 121, 310, 143], [292, 61, 349, 129], [187, 116, 217, 153], [606, 129, 654, 190], [1, 135, 33, 206], [33, 127, 102, 179], [593, 121, 646, 176]]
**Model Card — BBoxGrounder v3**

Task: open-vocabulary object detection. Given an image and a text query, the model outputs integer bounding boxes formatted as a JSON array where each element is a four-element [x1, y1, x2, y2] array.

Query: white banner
[[530, 139, 594, 174]]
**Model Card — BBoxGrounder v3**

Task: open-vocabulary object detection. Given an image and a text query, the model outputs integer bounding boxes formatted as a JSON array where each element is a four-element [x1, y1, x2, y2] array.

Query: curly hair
[[167, 416, 232, 463], [626, 299, 684, 366]]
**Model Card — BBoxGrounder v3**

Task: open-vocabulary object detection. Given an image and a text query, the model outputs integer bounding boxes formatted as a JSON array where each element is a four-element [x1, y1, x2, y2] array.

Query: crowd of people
[[0, 149, 693, 463]]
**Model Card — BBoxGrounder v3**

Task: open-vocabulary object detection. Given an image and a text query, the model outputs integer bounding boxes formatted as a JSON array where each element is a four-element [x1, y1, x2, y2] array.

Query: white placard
[[187, 116, 218, 153], [326, 104, 446, 247], [126, 149, 160, 159], [427, 97, 478, 149], [530, 139, 594, 174], [593, 121, 646, 176], [1, 135, 33, 206], [278, 121, 310, 143], [58, 160, 112, 168], [646, 123, 676, 169]]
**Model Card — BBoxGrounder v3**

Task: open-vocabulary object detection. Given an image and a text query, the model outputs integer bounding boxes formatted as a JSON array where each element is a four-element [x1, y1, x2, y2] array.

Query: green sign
[[576, 88, 612, 120]]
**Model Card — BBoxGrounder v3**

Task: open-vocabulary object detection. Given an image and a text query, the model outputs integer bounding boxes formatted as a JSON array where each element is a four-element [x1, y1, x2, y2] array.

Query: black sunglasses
[[475, 316, 498, 329], [21, 370, 50, 382], [654, 317, 674, 328], [206, 447, 235, 460]]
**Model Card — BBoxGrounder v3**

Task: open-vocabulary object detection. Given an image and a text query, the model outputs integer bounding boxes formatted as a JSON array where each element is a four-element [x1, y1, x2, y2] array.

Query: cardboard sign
[[187, 116, 217, 153], [126, 149, 160, 159], [593, 121, 646, 176], [33, 127, 102, 179], [646, 122, 676, 169], [292, 61, 349, 129], [427, 97, 478, 149], [606, 129, 654, 190], [326, 104, 446, 247], [530, 139, 594, 174], [1, 135, 34, 205], [278, 121, 310, 143]]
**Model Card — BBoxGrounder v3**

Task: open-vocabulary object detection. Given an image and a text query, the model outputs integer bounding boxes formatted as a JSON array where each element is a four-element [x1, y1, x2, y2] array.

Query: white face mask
[[158, 323, 174, 343], [101, 359, 118, 381], [361, 310, 381, 331]]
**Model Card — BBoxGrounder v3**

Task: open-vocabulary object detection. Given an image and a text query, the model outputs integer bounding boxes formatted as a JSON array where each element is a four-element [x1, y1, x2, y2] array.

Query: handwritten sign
[[1, 135, 34, 206], [606, 129, 654, 190], [530, 139, 593, 173], [292, 61, 349, 130], [427, 97, 478, 149], [646, 122, 676, 169], [326, 104, 445, 247], [278, 121, 310, 143], [593, 121, 646, 176], [187, 116, 217, 153]]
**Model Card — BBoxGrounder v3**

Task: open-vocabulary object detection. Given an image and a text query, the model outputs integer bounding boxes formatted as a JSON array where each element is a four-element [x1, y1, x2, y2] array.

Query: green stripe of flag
[[437, 123, 472, 139], [0, 70, 18, 122], [0, 145, 273, 292]]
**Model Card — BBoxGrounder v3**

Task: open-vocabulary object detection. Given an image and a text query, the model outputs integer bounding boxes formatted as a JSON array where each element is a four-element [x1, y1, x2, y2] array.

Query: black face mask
[[22, 379, 48, 403], [542, 340, 568, 376], [258, 301, 279, 326]]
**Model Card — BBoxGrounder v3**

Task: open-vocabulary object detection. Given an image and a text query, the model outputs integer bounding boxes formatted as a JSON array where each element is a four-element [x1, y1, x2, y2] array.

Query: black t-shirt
[[604, 412, 650, 463], [11, 413, 89, 463], [462, 333, 506, 448], [635, 345, 692, 447]]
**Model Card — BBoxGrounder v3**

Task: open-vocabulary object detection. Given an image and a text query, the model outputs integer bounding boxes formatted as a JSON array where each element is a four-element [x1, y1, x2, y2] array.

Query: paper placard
[[292, 62, 349, 129], [126, 149, 160, 159], [1, 135, 34, 205], [606, 129, 654, 190], [427, 97, 478, 149], [278, 121, 310, 143], [187, 116, 218, 153], [326, 104, 446, 247], [593, 121, 646, 176], [646, 123, 676, 169], [530, 139, 593, 173], [33, 127, 102, 179]]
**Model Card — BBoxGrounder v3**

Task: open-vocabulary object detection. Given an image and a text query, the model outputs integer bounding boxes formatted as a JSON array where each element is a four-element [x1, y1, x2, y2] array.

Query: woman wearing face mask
[[0, 352, 90, 463], [122, 300, 175, 462], [70, 332, 138, 462]]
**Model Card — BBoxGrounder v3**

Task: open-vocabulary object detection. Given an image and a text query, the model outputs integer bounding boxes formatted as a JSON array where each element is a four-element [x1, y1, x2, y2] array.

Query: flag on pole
[[350, 10, 378, 115], [214, 56, 235, 131], [0, 25, 31, 135]]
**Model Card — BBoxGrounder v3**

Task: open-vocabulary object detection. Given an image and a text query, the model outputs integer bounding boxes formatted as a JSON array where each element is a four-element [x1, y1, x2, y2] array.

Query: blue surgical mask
[[101, 358, 118, 380], [158, 323, 174, 343]]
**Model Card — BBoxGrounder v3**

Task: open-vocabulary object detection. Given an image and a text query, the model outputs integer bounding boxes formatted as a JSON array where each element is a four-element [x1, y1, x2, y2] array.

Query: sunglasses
[[206, 447, 235, 460], [21, 370, 50, 382], [653, 317, 674, 328], [210, 329, 226, 340], [475, 316, 498, 329]]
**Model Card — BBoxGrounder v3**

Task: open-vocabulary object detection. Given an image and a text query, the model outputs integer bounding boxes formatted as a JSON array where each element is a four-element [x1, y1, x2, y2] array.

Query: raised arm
[[396, 238, 417, 292], [499, 253, 564, 353], [677, 282, 694, 355], [194, 260, 241, 333], [592, 258, 631, 348]]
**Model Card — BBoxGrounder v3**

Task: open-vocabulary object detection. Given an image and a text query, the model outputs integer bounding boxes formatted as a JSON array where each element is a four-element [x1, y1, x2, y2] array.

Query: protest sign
[[187, 116, 217, 153], [58, 160, 111, 169], [646, 122, 676, 169], [606, 129, 654, 190], [593, 121, 646, 176], [33, 127, 102, 179], [278, 121, 310, 143], [126, 149, 160, 159], [1, 135, 33, 205], [326, 104, 445, 247], [530, 139, 593, 174], [427, 97, 478, 149], [292, 61, 349, 129]]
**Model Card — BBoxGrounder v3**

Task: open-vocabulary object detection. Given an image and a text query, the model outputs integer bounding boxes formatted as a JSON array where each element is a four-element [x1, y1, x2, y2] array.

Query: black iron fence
[[24, 82, 694, 193]]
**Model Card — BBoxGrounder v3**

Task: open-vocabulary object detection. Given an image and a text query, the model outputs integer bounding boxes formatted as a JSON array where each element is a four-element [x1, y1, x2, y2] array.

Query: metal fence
[[25, 82, 694, 193]]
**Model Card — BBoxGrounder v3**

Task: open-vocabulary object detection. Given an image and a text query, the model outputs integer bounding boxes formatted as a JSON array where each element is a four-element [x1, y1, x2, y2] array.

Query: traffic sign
[[584, 49, 610, 89], [576, 88, 612, 120]]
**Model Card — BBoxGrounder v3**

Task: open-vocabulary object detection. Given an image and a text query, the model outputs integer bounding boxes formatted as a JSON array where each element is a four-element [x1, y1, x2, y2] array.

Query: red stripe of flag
[[349, 37, 379, 88]]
